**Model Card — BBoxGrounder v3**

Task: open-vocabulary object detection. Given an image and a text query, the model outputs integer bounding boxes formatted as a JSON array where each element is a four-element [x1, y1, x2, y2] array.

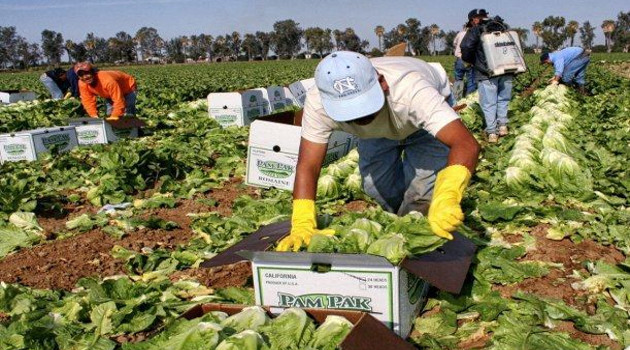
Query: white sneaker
[[488, 133, 499, 143], [499, 125, 509, 137]]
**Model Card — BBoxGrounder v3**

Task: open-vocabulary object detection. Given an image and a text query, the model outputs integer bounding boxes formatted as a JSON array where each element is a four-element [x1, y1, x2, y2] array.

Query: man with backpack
[[460, 9, 514, 143]]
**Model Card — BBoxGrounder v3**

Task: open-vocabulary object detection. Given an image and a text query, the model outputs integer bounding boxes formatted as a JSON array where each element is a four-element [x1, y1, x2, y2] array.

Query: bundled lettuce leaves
[[305, 209, 447, 264], [259, 308, 315, 350], [504, 84, 593, 198]]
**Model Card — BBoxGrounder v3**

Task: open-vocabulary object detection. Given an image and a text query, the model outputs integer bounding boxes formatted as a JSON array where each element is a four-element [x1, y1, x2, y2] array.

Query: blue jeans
[[562, 55, 590, 87], [106, 90, 137, 116], [357, 130, 449, 216], [39, 74, 63, 100], [454, 58, 477, 96], [478, 75, 513, 134]]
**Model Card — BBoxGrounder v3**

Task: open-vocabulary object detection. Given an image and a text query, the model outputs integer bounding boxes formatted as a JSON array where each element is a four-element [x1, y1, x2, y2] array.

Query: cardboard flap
[[287, 78, 315, 107], [249, 120, 302, 152], [242, 89, 268, 108], [400, 232, 476, 294], [208, 92, 242, 108], [341, 312, 416, 350], [107, 117, 145, 129], [69, 117, 100, 126], [200, 220, 290, 269]]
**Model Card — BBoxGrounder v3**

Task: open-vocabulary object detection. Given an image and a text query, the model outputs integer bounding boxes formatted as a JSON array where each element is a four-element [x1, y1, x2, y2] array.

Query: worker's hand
[[547, 76, 559, 85], [63, 92, 72, 99], [276, 199, 335, 252], [428, 165, 472, 240], [89, 115, 99, 119]]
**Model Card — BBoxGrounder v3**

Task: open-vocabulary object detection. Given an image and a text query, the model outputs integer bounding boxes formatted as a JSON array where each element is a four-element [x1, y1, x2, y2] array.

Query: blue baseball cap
[[314, 51, 385, 122]]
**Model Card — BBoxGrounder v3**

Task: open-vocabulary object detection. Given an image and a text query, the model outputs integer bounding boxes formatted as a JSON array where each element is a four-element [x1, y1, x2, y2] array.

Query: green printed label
[[78, 130, 99, 141], [42, 133, 70, 150], [214, 114, 237, 124], [278, 292, 373, 312], [257, 160, 294, 178], [3, 144, 26, 156]]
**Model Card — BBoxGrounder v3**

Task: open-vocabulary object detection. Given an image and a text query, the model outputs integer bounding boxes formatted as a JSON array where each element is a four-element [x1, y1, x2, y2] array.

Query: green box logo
[[3, 144, 26, 156], [215, 114, 237, 124], [257, 160, 294, 178], [78, 130, 99, 141], [42, 133, 70, 150], [278, 292, 373, 312]]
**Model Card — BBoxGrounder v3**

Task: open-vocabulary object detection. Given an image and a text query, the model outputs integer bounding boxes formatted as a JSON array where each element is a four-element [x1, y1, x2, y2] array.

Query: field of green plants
[[0, 53, 629, 349]]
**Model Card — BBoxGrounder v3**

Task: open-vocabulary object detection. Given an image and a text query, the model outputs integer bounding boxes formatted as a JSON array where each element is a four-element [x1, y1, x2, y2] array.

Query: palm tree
[[430, 24, 440, 55], [374, 25, 385, 51], [532, 21, 543, 50], [601, 20, 615, 53], [231, 31, 241, 60], [333, 29, 342, 50], [84, 32, 97, 62], [65, 40, 75, 63], [566, 20, 579, 46], [396, 24, 408, 53]]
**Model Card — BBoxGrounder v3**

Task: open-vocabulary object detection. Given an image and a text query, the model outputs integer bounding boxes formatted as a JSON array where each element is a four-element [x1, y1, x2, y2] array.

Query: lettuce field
[[0, 53, 629, 349]]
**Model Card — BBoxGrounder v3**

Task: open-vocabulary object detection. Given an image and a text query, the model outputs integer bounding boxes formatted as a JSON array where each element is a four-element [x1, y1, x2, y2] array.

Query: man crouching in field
[[276, 51, 480, 252], [75, 62, 138, 121]]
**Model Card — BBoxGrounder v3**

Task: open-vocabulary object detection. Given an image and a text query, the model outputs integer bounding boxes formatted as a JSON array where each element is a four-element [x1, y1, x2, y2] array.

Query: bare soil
[[555, 321, 622, 350], [493, 224, 625, 349], [342, 200, 371, 213], [170, 261, 252, 288], [0, 179, 258, 291], [495, 225, 624, 309], [606, 62, 630, 79]]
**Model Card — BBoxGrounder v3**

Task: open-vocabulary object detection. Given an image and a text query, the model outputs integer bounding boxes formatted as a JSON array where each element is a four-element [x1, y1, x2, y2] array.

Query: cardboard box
[[287, 78, 316, 107], [246, 111, 358, 191], [0, 90, 38, 104], [266, 85, 297, 111], [201, 221, 476, 338], [0, 126, 78, 163], [182, 303, 416, 350], [208, 89, 270, 128], [69, 118, 139, 145]]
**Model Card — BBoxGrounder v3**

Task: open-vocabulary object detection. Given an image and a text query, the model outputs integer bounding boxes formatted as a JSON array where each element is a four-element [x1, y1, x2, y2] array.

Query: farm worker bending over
[[39, 68, 79, 100], [460, 9, 514, 143], [276, 51, 480, 252], [540, 47, 591, 95], [75, 62, 137, 120]]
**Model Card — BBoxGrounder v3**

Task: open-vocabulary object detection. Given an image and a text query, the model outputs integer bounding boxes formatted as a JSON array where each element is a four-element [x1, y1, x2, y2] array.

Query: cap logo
[[333, 76, 357, 94]]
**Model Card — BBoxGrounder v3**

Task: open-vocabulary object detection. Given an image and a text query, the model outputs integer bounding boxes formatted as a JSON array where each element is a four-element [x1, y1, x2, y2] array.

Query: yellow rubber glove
[[63, 92, 72, 99], [428, 165, 472, 240], [276, 199, 335, 252]]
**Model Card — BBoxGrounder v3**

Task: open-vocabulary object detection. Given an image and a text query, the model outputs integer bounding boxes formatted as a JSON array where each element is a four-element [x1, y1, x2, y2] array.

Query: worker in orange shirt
[[74, 62, 137, 121]]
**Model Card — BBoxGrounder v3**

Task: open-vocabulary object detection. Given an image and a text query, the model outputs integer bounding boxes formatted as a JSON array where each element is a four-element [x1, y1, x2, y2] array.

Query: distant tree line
[[0, 11, 628, 69]]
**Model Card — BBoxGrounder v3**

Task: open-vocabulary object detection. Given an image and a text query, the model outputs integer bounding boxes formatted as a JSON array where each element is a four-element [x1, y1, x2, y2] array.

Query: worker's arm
[[276, 138, 335, 252], [435, 119, 480, 174], [107, 81, 126, 119], [428, 119, 480, 240], [79, 83, 98, 117], [293, 138, 327, 199]]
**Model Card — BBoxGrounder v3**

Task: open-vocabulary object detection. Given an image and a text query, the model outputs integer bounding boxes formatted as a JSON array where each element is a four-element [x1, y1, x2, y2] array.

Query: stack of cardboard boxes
[[208, 78, 359, 191]]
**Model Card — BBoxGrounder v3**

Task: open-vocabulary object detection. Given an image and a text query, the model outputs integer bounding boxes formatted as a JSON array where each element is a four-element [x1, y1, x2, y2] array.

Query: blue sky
[[1, 0, 627, 47]]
